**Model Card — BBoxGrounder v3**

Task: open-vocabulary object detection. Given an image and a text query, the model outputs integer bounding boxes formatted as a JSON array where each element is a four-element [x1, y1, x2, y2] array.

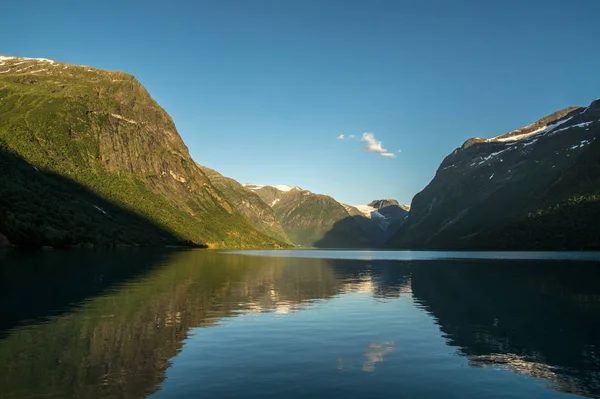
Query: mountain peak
[[0, 55, 56, 64], [243, 184, 302, 192], [368, 199, 400, 209]]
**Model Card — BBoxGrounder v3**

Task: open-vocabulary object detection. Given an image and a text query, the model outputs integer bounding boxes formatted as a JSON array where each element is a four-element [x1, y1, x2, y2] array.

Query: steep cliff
[[0, 55, 287, 248]]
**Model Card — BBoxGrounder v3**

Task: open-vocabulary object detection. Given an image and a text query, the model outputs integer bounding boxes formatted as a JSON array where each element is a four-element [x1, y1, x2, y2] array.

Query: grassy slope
[[270, 190, 372, 248], [0, 56, 287, 248], [199, 166, 291, 243]]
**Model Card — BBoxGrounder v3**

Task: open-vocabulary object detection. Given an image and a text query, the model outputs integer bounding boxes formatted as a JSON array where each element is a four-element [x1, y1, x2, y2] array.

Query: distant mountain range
[[240, 184, 409, 247]]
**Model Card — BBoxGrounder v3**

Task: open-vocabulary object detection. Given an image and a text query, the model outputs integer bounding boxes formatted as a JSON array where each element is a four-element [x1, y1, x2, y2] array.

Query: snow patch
[[0, 56, 56, 64], [476, 147, 513, 166], [492, 116, 575, 143], [244, 184, 300, 192], [93, 205, 108, 215], [552, 121, 594, 135], [489, 173, 494, 180], [353, 205, 377, 218], [272, 185, 298, 192], [244, 184, 265, 191], [568, 139, 592, 150], [371, 210, 387, 220], [271, 198, 280, 206], [0, 56, 15, 65], [28, 57, 55, 64]]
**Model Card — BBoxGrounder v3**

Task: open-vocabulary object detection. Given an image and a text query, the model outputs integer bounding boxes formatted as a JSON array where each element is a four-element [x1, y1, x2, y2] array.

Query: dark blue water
[[1, 249, 599, 398]]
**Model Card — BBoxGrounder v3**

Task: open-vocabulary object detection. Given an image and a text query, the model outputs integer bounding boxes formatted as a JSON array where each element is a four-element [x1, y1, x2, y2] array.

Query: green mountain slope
[[0, 55, 287, 248], [247, 185, 372, 248], [198, 166, 291, 243], [389, 99, 600, 250]]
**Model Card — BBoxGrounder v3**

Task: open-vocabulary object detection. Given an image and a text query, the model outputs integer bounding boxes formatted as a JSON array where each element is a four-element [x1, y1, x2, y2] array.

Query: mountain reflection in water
[[0, 249, 598, 398]]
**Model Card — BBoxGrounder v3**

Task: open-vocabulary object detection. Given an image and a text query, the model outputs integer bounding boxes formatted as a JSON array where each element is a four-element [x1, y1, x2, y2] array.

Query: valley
[[0, 55, 598, 250]]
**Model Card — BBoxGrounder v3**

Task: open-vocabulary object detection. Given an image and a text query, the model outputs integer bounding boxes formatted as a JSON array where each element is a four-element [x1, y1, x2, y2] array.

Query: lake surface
[[1, 249, 600, 398]]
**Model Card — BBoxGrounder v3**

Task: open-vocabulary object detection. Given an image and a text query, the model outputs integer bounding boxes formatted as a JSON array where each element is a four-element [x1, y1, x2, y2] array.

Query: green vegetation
[[0, 141, 185, 247], [199, 166, 291, 243], [0, 57, 289, 248], [266, 189, 372, 248], [464, 194, 600, 250], [0, 250, 340, 398]]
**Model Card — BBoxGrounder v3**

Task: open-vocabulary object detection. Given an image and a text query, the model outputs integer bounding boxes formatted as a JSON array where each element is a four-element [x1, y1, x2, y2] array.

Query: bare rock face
[[390, 99, 600, 250]]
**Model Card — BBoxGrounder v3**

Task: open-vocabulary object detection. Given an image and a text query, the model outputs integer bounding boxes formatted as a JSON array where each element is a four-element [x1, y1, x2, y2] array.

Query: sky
[[2, 0, 600, 205]]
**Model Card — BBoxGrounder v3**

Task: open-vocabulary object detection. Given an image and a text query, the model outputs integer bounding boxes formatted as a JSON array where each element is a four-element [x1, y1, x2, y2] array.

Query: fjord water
[[1, 250, 600, 398]]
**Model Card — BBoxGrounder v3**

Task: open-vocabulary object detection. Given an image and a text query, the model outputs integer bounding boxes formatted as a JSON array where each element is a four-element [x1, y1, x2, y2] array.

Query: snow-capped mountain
[[390, 98, 600, 250], [244, 184, 301, 192], [344, 200, 410, 244]]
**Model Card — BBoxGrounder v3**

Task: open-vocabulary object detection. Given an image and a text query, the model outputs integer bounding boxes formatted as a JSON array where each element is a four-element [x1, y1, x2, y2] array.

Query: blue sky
[[2, 0, 600, 205]]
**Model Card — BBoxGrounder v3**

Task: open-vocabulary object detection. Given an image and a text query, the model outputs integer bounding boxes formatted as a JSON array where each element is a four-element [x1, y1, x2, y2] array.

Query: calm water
[[1, 249, 600, 398]]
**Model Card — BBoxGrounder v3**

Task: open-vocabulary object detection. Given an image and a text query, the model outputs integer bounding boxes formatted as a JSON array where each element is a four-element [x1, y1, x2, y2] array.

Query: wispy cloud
[[361, 133, 386, 154], [361, 132, 396, 158], [339, 132, 398, 159]]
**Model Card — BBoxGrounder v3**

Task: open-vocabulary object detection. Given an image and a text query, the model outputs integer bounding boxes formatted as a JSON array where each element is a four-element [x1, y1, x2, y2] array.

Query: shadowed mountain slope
[[390, 99, 600, 250], [0, 55, 287, 248]]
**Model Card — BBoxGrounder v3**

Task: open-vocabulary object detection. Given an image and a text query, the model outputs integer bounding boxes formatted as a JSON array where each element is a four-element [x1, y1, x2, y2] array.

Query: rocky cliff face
[[390, 99, 600, 250], [0, 55, 288, 248]]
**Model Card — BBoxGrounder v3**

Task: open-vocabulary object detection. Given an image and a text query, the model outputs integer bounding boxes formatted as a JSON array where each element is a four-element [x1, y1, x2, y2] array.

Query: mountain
[[389, 99, 600, 250], [198, 167, 291, 243], [0, 55, 289, 248], [342, 200, 409, 244], [245, 185, 373, 248]]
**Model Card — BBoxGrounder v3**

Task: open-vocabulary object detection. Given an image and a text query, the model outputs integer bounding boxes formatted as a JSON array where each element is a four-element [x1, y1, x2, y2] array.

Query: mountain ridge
[[0, 54, 290, 248], [389, 99, 600, 250]]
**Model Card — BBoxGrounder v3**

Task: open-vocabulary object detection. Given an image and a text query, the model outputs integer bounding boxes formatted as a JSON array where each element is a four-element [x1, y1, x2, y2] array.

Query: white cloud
[[361, 133, 386, 154], [349, 134, 356, 139], [362, 132, 396, 158], [397, 149, 402, 153], [337, 134, 345, 140]]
